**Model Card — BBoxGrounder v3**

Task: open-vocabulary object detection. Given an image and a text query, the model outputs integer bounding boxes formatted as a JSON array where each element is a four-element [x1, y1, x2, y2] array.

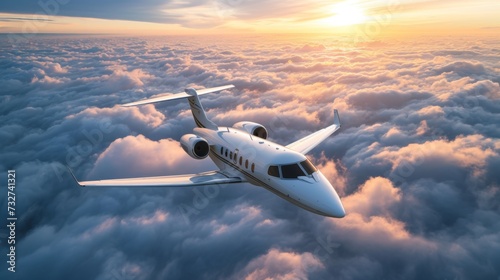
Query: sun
[[325, 0, 367, 27]]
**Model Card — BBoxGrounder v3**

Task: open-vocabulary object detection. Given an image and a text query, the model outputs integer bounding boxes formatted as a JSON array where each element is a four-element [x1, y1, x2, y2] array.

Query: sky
[[0, 1, 500, 280], [0, 0, 499, 36]]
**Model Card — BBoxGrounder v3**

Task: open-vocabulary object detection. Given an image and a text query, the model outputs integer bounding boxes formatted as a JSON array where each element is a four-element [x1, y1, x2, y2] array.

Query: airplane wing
[[68, 169, 245, 187], [286, 109, 341, 154]]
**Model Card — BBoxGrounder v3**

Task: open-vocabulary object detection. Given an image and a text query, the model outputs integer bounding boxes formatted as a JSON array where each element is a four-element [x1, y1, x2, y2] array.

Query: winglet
[[67, 166, 85, 187], [334, 109, 341, 127]]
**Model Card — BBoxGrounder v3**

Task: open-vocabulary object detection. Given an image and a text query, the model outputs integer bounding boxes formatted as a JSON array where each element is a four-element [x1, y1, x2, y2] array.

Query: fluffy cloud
[[89, 134, 214, 178], [1, 34, 499, 280], [235, 249, 324, 280], [375, 134, 499, 177], [343, 177, 401, 217]]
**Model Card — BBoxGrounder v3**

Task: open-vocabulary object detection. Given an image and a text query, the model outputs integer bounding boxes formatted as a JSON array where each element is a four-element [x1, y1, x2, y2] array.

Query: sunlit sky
[[0, 0, 499, 36]]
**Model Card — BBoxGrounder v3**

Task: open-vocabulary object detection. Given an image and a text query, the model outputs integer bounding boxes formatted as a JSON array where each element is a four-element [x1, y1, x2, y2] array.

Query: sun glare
[[326, 0, 367, 27]]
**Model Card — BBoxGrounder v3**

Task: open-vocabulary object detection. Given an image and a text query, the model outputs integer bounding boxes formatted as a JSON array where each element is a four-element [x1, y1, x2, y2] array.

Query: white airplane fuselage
[[195, 127, 345, 218]]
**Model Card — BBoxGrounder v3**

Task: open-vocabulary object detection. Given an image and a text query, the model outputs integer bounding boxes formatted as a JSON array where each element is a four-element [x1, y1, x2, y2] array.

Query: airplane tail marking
[[185, 88, 217, 130]]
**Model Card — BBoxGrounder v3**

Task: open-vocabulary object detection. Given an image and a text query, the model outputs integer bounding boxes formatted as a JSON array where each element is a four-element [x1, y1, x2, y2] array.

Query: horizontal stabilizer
[[122, 84, 234, 107]]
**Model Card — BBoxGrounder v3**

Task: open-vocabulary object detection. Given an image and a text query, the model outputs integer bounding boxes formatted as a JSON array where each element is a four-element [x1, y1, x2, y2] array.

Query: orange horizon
[[0, 0, 498, 38]]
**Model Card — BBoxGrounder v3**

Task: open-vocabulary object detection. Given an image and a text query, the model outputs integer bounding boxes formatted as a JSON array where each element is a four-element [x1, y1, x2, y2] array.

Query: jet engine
[[233, 121, 268, 139], [180, 134, 210, 159]]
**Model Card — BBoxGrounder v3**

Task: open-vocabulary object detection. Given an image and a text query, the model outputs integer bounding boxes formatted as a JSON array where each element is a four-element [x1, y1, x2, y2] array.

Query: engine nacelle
[[180, 134, 210, 159], [233, 121, 268, 139]]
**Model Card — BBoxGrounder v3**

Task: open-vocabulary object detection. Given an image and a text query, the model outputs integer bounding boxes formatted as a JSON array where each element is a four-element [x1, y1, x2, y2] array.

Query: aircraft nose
[[316, 172, 346, 218], [322, 191, 345, 218]]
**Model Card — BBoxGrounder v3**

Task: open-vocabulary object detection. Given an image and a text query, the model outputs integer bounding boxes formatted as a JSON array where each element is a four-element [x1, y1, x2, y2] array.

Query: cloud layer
[[0, 34, 499, 279]]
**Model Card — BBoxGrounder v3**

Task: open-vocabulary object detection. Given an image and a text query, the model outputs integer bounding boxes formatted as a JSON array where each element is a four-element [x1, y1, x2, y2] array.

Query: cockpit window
[[281, 163, 306, 179], [300, 160, 317, 175], [268, 165, 280, 177]]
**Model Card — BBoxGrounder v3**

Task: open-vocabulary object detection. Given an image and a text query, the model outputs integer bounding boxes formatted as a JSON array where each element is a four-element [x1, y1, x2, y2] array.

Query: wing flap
[[70, 170, 245, 187], [286, 109, 341, 154]]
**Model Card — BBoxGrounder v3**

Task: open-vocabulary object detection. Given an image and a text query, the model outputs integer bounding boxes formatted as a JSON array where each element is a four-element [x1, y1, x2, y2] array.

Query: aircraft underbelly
[[259, 182, 328, 215]]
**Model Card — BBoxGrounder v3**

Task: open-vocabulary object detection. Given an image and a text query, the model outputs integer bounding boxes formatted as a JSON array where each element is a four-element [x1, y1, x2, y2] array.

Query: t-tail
[[121, 85, 234, 130]]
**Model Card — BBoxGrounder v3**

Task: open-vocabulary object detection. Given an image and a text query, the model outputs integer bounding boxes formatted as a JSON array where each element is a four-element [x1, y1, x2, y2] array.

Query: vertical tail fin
[[184, 85, 234, 130], [185, 88, 218, 130]]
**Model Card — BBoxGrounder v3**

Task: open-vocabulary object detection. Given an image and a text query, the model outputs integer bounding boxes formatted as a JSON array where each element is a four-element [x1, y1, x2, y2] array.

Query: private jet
[[70, 85, 345, 218]]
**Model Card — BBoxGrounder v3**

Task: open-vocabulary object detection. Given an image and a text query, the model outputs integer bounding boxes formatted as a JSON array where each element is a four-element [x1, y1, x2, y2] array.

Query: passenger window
[[268, 165, 279, 177], [300, 160, 317, 175], [245, 159, 248, 169], [239, 156, 243, 166], [251, 163, 255, 173], [220, 147, 223, 155], [281, 164, 305, 179], [225, 149, 228, 157]]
